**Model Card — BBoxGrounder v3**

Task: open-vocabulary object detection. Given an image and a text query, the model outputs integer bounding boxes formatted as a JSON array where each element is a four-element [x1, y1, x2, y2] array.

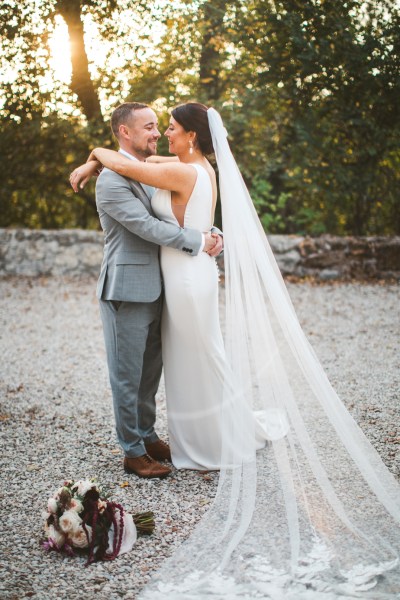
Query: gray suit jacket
[[96, 167, 203, 302]]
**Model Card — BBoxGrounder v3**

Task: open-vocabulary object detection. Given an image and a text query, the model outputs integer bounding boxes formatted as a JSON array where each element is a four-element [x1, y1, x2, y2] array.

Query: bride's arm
[[70, 148, 195, 194], [146, 156, 179, 163]]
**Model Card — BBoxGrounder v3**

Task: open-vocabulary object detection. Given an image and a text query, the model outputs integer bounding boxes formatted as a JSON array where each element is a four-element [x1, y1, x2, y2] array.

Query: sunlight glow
[[48, 16, 71, 84]]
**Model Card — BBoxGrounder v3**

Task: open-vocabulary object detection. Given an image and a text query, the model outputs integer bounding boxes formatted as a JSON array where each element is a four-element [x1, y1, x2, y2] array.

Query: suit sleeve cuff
[[198, 233, 205, 253]]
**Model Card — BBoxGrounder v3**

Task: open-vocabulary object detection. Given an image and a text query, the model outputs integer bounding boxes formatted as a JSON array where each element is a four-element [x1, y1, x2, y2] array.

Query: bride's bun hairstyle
[[171, 102, 214, 155]]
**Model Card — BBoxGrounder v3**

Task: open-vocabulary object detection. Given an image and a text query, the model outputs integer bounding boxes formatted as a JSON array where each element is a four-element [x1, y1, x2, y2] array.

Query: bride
[[71, 103, 400, 597]]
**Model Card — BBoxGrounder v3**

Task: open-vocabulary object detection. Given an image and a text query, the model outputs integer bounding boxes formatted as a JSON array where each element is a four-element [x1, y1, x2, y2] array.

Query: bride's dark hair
[[171, 102, 214, 155]]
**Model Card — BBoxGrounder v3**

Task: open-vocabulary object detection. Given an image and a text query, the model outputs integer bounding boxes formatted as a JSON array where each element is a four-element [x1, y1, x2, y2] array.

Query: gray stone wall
[[269, 234, 400, 281], [0, 229, 103, 277], [0, 228, 399, 280]]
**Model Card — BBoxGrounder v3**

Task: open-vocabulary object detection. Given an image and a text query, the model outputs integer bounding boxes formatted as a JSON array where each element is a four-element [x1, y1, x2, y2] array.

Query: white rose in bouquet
[[72, 480, 97, 497], [44, 523, 66, 548], [59, 509, 82, 534], [70, 498, 83, 513], [71, 525, 92, 548]]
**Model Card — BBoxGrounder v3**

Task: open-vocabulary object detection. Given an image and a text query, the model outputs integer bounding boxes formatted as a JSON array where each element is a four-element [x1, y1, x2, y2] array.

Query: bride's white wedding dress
[[152, 164, 226, 469], [152, 164, 282, 469]]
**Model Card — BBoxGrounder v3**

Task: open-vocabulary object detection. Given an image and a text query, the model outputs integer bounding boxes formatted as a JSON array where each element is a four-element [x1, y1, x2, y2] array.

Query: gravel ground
[[0, 276, 399, 599]]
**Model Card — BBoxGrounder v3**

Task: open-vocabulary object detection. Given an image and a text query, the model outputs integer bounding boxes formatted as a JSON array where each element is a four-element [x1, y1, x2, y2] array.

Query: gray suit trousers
[[99, 296, 163, 457]]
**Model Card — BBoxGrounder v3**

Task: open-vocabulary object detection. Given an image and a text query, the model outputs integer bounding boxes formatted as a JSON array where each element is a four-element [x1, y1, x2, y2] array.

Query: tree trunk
[[55, 0, 102, 122]]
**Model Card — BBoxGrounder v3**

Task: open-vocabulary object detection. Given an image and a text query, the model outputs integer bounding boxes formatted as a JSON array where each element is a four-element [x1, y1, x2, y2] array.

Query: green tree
[[0, 0, 149, 227], [0, 0, 399, 234], [234, 0, 400, 234], [0, 115, 100, 228]]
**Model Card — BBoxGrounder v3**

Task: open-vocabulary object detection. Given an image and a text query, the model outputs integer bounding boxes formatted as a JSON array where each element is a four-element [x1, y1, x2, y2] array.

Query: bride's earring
[[189, 140, 194, 155]]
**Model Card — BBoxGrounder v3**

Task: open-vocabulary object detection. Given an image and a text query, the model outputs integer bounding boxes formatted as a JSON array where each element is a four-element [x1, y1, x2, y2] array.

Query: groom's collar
[[119, 148, 138, 161], [118, 149, 154, 199]]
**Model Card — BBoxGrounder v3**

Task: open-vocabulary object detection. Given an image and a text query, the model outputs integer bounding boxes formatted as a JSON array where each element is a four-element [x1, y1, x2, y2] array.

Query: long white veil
[[140, 108, 400, 598]]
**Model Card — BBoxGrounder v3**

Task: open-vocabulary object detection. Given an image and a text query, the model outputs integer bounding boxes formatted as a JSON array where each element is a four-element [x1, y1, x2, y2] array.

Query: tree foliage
[[0, 0, 399, 234]]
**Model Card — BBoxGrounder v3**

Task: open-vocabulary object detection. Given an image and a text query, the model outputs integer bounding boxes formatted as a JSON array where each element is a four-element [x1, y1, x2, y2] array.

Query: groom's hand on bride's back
[[204, 233, 223, 257]]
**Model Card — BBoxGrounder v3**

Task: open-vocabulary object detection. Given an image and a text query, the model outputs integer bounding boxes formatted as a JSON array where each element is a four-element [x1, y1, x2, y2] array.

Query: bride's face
[[165, 117, 192, 155]]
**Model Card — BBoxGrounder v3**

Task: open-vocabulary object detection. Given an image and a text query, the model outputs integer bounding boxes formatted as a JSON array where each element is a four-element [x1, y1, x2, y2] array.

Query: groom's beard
[[134, 139, 158, 159]]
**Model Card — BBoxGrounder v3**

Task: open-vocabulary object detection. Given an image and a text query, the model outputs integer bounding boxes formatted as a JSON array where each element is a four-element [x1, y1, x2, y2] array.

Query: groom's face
[[121, 108, 160, 160]]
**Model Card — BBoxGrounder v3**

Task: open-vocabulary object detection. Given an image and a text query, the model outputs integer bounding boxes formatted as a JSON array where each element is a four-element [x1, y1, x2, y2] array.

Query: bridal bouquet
[[42, 479, 154, 565]]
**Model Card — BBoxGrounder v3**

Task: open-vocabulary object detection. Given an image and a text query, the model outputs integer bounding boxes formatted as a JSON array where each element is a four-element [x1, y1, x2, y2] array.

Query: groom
[[96, 102, 221, 479]]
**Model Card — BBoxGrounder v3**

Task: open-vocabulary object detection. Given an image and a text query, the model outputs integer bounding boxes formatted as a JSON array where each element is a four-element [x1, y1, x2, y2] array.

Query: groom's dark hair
[[111, 102, 149, 139]]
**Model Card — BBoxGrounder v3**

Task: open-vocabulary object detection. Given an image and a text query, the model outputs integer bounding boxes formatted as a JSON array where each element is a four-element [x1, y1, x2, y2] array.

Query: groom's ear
[[118, 124, 129, 139]]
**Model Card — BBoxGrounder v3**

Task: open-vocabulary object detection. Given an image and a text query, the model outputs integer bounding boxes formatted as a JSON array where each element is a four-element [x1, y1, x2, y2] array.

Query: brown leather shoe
[[123, 454, 171, 478], [145, 439, 172, 462]]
